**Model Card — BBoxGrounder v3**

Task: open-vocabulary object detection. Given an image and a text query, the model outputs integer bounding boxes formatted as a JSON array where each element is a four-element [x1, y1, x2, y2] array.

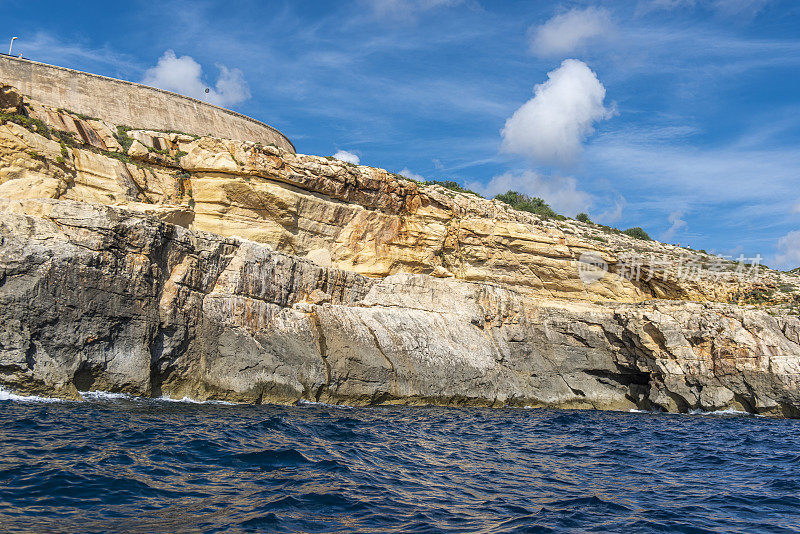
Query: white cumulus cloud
[[529, 7, 613, 58], [775, 230, 800, 270], [466, 171, 592, 216], [333, 150, 360, 164], [142, 50, 250, 107], [501, 59, 613, 166], [399, 168, 425, 181]]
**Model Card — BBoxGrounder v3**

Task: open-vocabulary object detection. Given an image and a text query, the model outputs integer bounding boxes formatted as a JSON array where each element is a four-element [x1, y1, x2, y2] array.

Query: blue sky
[[4, 0, 800, 268]]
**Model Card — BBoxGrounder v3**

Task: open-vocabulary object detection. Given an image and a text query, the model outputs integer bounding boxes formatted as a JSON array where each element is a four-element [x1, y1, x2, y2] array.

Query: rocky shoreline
[[1, 84, 799, 415]]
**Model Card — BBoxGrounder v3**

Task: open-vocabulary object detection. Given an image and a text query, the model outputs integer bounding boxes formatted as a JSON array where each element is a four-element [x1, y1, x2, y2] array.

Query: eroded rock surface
[[1, 199, 798, 415], [1, 86, 799, 415]]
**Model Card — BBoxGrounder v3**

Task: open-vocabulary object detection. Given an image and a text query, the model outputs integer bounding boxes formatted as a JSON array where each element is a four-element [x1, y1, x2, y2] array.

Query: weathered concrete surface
[[1, 199, 798, 416], [0, 56, 295, 152]]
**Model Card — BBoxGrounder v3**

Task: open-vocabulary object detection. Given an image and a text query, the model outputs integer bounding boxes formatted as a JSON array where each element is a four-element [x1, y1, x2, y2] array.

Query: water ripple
[[0, 396, 798, 532]]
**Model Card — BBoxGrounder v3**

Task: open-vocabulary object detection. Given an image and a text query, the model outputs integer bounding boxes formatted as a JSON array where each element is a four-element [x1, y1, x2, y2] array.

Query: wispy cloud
[[399, 168, 425, 181], [361, 0, 466, 21], [587, 129, 800, 207], [661, 210, 688, 241], [637, 0, 773, 18], [8, 31, 140, 76], [529, 7, 614, 58], [596, 195, 626, 224]]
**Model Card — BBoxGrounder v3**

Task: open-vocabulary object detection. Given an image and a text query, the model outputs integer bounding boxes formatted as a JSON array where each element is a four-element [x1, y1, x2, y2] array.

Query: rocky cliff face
[[1, 84, 799, 415]]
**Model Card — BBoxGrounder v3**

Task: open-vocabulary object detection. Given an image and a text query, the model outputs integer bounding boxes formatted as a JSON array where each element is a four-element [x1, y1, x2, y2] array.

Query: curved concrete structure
[[0, 55, 295, 153]]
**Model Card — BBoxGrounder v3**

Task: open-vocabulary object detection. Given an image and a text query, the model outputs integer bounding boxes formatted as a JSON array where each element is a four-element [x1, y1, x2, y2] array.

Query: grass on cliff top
[[424, 179, 481, 196], [399, 175, 658, 239], [494, 191, 565, 220]]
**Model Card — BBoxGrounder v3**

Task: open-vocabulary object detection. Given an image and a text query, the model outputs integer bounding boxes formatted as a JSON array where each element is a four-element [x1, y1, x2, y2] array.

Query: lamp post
[[8, 37, 18, 56]]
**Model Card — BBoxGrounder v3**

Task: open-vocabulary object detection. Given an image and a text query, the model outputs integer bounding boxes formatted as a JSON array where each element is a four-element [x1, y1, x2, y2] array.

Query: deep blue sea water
[[0, 392, 799, 533]]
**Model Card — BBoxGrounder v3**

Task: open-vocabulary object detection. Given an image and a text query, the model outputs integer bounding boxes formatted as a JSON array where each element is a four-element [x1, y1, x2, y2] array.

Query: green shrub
[[576, 212, 592, 224], [114, 126, 134, 152], [622, 227, 652, 241], [106, 151, 131, 164], [424, 180, 481, 196], [52, 130, 78, 147], [495, 191, 560, 219], [0, 112, 51, 139]]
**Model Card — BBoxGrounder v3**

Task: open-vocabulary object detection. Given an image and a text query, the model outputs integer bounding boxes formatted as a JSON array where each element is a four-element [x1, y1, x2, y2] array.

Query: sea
[[1, 389, 799, 533]]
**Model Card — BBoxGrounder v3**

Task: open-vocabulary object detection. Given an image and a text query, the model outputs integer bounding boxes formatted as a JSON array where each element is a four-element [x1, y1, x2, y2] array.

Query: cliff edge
[[1, 83, 799, 415]]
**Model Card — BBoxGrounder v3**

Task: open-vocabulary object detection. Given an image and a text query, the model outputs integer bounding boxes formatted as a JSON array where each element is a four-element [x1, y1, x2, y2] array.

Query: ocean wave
[[689, 407, 756, 416], [155, 395, 237, 405], [297, 399, 355, 409], [0, 386, 64, 403], [79, 391, 135, 401], [0, 400, 797, 532], [628, 407, 757, 417], [80, 390, 237, 405]]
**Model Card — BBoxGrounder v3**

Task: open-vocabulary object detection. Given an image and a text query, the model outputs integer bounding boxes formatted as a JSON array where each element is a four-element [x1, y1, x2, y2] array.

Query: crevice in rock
[[149, 325, 192, 398], [25, 341, 37, 370], [308, 310, 331, 402]]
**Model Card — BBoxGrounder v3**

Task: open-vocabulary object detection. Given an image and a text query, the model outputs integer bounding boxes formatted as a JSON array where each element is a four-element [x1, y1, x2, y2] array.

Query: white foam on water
[[0, 386, 64, 403], [298, 399, 354, 409], [689, 407, 755, 416], [156, 395, 237, 405], [79, 391, 135, 401], [80, 390, 237, 405], [628, 407, 758, 417]]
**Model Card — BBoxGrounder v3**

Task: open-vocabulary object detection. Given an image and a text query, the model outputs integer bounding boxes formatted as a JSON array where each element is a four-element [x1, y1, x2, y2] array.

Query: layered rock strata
[[1, 84, 799, 415]]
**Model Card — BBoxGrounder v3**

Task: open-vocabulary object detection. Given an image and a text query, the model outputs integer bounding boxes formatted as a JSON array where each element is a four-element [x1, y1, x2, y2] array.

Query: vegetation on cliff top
[[423, 179, 481, 196], [494, 191, 564, 220], [404, 175, 659, 238], [622, 227, 652, 241]]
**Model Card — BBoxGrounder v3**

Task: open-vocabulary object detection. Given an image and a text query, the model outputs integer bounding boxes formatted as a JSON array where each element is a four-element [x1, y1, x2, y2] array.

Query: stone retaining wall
[[0, 55, 295, 152]]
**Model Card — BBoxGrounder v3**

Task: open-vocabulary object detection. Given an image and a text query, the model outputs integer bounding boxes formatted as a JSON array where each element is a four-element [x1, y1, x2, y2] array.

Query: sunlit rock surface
[[1, 84, 799, 415]]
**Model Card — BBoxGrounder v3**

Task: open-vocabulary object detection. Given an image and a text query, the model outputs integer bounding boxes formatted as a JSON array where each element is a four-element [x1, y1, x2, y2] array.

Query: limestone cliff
[[1, 84, 799, 415]]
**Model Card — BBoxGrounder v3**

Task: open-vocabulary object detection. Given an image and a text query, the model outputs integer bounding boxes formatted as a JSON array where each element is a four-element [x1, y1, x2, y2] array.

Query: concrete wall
[[0, 55, 295, 153]]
